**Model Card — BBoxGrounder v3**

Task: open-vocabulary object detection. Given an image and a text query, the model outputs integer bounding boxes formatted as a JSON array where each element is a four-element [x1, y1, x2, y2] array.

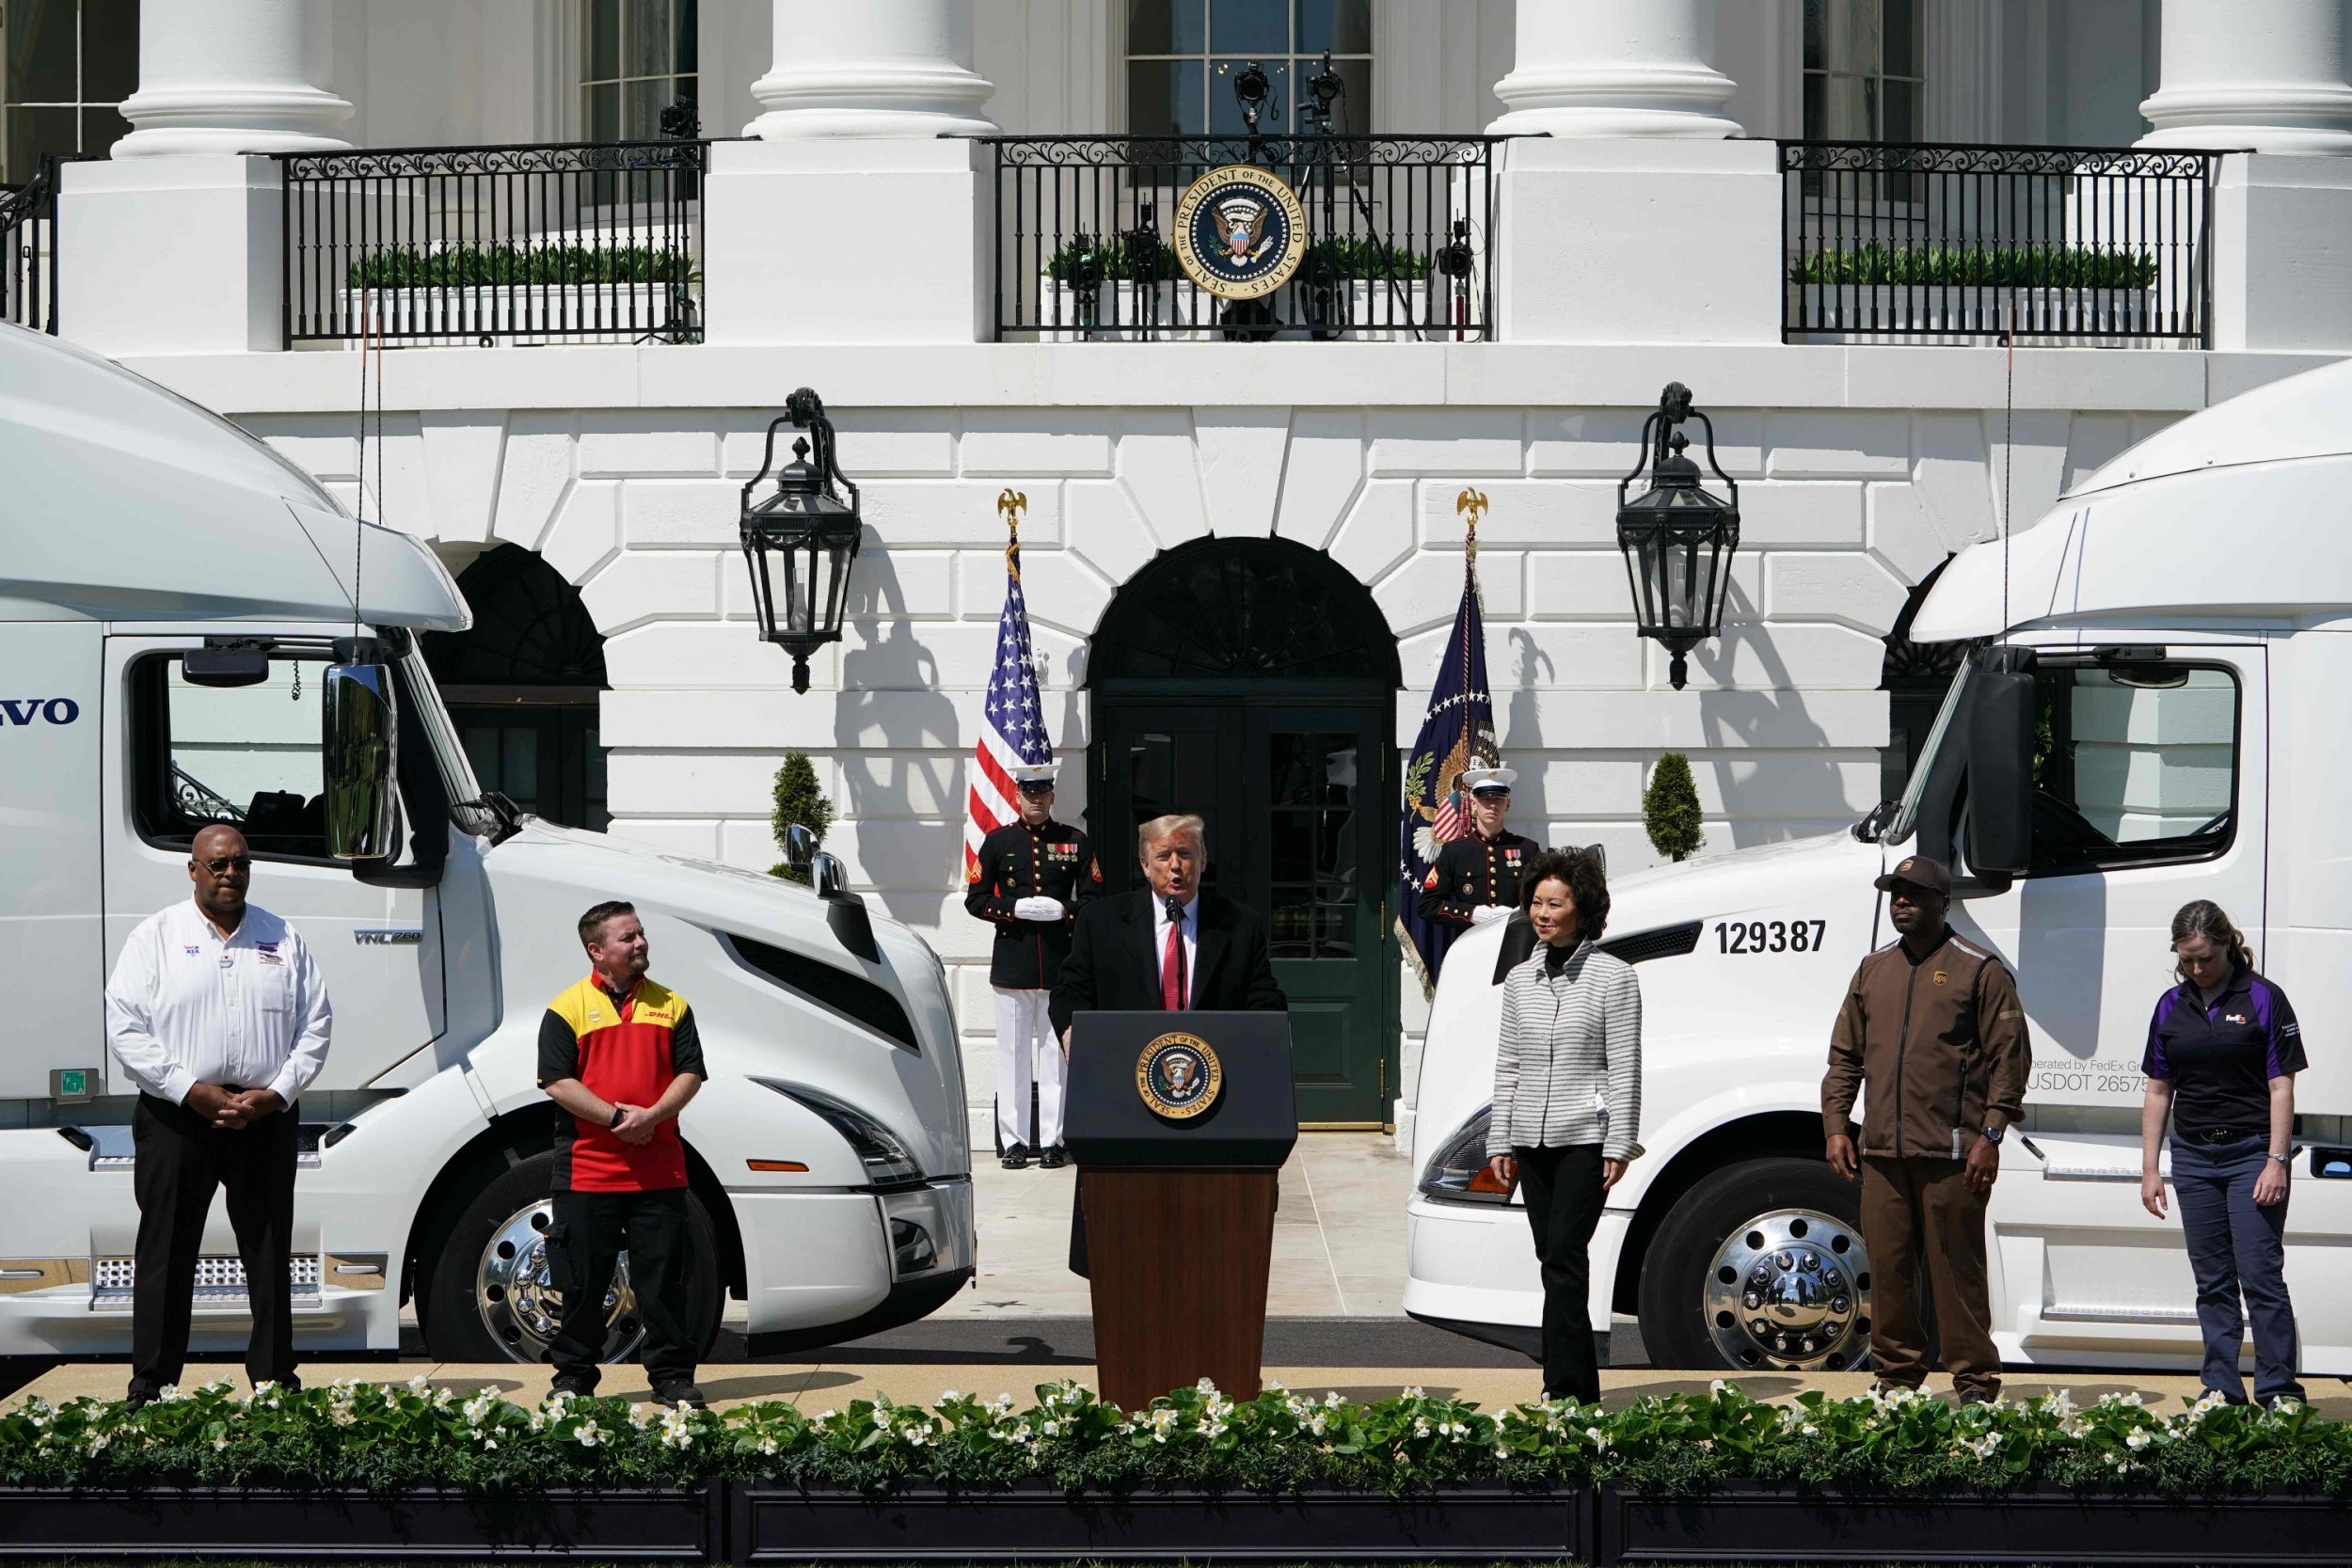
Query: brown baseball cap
[[1873, 854, 1952, 897]]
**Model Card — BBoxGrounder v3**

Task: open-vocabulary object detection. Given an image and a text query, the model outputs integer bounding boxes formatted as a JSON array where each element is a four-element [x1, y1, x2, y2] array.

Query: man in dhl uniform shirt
[[537, 900, 707, 1407]]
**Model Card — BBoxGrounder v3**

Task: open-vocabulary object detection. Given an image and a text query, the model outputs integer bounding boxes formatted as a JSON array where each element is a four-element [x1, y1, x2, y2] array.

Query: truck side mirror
[[811, 849, 848, 898], [784, 823, 818, 874], [323, 653, 399, 861], [1964, 651, 2038, 887]]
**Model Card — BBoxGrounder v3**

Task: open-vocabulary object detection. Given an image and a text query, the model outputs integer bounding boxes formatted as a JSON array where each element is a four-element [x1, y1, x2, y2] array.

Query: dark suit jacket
[[1049, 888, 1287, 1036], [1051, 887, 1286, 1277]]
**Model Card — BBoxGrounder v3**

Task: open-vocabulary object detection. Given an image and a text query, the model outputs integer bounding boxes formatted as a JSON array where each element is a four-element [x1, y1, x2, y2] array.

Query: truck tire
[[421, 1152, 723, 1365], [1636, 1157, 1874, 1372]]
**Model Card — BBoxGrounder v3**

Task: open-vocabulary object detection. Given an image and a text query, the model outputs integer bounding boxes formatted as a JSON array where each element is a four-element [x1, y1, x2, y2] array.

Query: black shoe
[[1959, 1388, 1998, 1406], [1041, 1145, 1069, 1169], [123, 1392, 152, 1412], [652, 1381, 707, 1410], [1001, 1144, 1031, 1170], [548, 1375, 598, 1401]]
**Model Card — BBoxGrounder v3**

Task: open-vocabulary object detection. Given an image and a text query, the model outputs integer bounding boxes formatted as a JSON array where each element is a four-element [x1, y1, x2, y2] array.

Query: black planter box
[[0, 1485, 721, 1560], [1599, 1481, 2352, 1565], [729, 1481, 1587, 1562]]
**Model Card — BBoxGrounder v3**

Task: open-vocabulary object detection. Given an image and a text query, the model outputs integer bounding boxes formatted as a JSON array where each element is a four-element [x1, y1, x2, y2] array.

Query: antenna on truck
[[348, 287, 381, 637], [2000, 295, 2014, 637]]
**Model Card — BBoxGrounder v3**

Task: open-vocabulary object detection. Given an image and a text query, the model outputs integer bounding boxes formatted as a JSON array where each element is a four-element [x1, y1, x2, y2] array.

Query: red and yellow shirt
[[536, 974, 706, 1192]]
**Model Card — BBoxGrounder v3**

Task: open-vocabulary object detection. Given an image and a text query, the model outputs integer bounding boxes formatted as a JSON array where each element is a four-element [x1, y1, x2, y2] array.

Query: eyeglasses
[[198, 855, 252, 876]]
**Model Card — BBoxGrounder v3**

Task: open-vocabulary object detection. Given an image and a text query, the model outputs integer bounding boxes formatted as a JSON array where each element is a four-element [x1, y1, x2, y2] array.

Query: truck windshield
[[1884, 656, 1973, 843], [394, 641, 502, 833]]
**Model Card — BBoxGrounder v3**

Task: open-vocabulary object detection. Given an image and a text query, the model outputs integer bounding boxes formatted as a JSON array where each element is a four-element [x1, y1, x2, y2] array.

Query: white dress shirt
[[104, 899, 332, 1107], [1151, 891, 1200, 1007]]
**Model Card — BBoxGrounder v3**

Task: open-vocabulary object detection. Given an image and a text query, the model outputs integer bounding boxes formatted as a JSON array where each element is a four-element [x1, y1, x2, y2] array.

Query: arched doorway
[[421, 544, 611, 830], [1087, 537, 1401, 1128]]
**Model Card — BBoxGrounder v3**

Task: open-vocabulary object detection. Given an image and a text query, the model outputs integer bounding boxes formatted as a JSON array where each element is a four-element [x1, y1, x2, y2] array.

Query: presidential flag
[[963, 506, 1053, 880], [1396, 514, 1498, 990]]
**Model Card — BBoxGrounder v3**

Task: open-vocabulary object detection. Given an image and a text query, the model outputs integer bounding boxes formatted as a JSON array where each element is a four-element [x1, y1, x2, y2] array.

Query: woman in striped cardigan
[[1483, 847, 1644, 1406]]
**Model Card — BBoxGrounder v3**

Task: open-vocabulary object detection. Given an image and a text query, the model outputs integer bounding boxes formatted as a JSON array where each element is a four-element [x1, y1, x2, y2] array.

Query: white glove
[[1470, 904, 1512, 926], [1013, 896, 1065, 923]]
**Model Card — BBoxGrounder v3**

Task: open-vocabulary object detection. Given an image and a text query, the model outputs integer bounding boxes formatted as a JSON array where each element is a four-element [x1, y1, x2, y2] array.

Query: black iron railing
[[982, 135, 1499, 342], [1780, 141, 2223, 345], [277, 138, 707, 347], [1, 153, 73, 335]]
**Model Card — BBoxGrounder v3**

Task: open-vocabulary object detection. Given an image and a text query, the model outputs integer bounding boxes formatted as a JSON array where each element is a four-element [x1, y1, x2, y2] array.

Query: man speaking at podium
[[1052, 813, 1285, 1275]]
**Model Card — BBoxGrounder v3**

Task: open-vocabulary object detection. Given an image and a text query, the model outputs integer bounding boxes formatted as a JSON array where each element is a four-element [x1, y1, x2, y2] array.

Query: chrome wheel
[[474, 1200, 645, 1364], [1702, 1207, 1871, 1371]]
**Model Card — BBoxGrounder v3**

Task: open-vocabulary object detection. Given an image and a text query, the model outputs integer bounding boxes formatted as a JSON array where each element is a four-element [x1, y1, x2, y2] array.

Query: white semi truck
[[0, 325, 975, 1363], [1407, 355, 2352, 1377]]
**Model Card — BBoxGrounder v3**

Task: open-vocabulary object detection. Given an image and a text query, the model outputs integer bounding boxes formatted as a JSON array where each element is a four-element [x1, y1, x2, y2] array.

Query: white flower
[[85, 1433, 111, 1455], [1708, 1378, 1728, 1394], [1801, 1422, 1819, 1436], [1404, 1386, 1425, 1400], [1041, 1419, 1061, 1437], [213, 1434, 230, 1451], [941, 1388, 962, 1402], [1196, 1376, 1217, 1394], [1324, 1391, 1343, 1408], [2126, 1429, 2152, 1450], [157, 1384, 182, 1402], [576, 1419, 604, 1448], [483, 1438, 499, 1450], [408, 1373, 431, 1394], [757, 1435, 778, 1456]]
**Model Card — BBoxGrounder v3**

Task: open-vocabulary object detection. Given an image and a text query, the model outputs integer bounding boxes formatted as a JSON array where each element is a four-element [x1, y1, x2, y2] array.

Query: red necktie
[[1161, 902, 1187, 1011]]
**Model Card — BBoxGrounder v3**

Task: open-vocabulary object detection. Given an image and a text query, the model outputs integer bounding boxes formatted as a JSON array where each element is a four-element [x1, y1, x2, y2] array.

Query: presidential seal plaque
[[1172, 165, 1307, 301], [1136, 1031, 1223, 1120]]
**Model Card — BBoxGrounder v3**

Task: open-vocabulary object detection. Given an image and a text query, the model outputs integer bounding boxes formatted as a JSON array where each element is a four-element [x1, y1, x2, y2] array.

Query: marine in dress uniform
[[965, 761, 1101, 1168], [1425, 764, 1541, 928]]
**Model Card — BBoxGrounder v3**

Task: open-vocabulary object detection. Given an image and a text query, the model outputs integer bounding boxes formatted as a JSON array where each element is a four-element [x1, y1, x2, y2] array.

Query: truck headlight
[[755, 1080, 925, 1188], [1419, 1106, 1515, 1205]]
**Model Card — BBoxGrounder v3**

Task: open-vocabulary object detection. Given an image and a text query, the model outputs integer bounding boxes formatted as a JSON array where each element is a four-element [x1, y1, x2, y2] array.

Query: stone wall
[[239, 395, 2185, 1146]]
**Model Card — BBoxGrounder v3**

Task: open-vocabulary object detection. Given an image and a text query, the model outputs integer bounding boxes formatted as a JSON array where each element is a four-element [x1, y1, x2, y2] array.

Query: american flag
[[962, 527, 1053, 879]]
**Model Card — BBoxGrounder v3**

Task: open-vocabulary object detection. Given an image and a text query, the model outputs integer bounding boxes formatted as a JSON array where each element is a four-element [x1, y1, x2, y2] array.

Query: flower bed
[[4, 1377, 2352, 1562]]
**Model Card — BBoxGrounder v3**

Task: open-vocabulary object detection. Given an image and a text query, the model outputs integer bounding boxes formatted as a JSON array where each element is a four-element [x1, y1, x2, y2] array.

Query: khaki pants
[[1860, 1155, 2001, 1398]]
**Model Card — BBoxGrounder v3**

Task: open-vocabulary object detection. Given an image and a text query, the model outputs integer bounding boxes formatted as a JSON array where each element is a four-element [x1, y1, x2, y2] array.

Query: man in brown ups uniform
[[1822, 853, 2031, 1402]]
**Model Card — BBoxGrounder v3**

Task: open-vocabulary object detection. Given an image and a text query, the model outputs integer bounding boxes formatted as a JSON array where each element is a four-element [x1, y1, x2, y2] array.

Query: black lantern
[[740, 388, 862, 694], [1616, 381, 1741, 690]]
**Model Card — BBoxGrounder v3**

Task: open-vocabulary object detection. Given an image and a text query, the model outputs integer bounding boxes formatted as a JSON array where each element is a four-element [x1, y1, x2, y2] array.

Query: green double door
[[1090, 700, 1395, 1127]]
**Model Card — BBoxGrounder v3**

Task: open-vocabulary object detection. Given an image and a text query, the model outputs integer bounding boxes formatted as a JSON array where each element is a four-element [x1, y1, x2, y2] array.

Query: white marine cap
[[1008, 760, 1063, 786], [1460, 764, 1517, 795]]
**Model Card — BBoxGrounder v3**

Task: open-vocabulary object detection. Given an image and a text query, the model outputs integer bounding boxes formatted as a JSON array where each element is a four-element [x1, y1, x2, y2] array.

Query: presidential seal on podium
[[1172, 165, 1306, 301], [1136, 1031, 1223, 1119]]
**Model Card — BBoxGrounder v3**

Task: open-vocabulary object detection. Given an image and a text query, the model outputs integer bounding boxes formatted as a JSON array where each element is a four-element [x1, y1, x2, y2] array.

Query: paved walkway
[[942, 1132, 1413, 1318], [16, 1360, 2349, 1417]]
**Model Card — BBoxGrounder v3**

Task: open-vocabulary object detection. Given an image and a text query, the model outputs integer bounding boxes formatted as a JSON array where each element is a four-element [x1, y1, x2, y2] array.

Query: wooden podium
[[1064, 1011, 1296, 1410]]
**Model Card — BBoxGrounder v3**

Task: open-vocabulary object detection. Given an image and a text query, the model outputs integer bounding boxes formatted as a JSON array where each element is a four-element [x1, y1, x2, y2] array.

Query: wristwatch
[[1980, 1125, 2006, 1146], [609, 1105, 627, 1129]]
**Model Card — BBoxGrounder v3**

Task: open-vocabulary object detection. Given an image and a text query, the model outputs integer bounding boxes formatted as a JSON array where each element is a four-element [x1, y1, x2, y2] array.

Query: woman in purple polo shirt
[[2138, 900, 2307, 1407]]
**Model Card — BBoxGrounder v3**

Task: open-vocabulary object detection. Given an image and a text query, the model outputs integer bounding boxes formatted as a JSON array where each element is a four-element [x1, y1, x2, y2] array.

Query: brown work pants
[[1860, 1155, 2001, 1399]]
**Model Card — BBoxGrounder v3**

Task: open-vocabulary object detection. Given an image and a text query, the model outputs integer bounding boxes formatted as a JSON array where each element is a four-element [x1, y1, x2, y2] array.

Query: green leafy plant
[[1788, 242, 2159, 291], [1041, 235, 1431, 283], [10, 1378, 2352, 1500], [769, 752, 834, 883], [4, 1379, 2352, 1500], [346, 244, 697, 289], [1644, 752, 1705, 863]]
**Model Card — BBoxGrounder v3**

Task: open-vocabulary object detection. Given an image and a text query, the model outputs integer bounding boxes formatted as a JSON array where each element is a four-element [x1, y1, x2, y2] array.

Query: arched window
[[423, 545, 610, 831]]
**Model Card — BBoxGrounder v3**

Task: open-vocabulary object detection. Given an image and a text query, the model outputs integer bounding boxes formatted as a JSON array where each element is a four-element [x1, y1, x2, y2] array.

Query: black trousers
[[130, 1092, 299, 1402], [1516, 1143, 1606, 1405], [546, 1188, 695, 1388]]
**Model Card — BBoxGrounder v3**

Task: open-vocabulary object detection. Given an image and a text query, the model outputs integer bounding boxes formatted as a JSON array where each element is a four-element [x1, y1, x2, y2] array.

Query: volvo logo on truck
[[0, 698, 79, 725]]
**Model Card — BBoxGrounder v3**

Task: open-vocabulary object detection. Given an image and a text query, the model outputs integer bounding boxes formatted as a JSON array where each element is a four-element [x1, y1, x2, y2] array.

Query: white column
[[113, 0, 351, 157], [1486, 0, 1740, 138], [2137, 0, 2352, 154], [746, 0, 996, 139]]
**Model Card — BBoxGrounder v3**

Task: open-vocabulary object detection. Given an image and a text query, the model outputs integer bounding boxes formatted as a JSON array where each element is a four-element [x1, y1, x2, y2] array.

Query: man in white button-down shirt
[[104, 825, 332, 1406]]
